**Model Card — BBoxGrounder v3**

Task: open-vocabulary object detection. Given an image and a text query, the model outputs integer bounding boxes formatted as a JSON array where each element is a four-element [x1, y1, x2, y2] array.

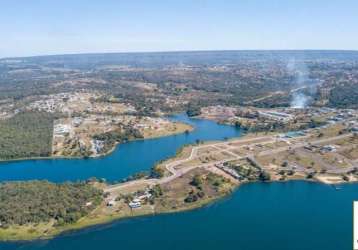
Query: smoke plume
[[287, 58, 316, 109]]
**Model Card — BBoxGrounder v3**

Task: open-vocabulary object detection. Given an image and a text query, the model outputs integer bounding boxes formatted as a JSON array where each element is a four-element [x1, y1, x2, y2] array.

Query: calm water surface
[[0, 114, 242, 182], [1, 181, 356, 250], [0, 114, 355, 249]]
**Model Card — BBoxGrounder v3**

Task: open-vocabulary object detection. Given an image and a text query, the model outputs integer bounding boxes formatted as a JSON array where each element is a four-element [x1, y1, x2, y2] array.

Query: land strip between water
[[1, 119, 358, 241]]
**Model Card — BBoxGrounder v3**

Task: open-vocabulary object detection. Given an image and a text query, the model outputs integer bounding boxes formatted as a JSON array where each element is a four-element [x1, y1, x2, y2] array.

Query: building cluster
[[25, 91, 136, 116], [106, 188, 153, 209], [91, 139, 105, 154], [53, 124, 71, 136], [26, 93, 74, 113], [258, 110, 294, 122], [215, 163, 242, 180], [200, 106, 237, 121]]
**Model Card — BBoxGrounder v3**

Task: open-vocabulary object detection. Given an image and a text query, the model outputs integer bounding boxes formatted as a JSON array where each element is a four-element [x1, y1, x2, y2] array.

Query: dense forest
[[0, 112, 54, 160], [0, 181, 103, 227]]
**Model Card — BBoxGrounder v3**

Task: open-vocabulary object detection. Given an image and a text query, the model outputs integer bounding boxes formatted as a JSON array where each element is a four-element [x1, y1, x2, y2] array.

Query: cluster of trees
[[228, 163, 259, 181], [185, 174, 206, 203], [0, 181, 103, 227], [0, 112, 54, 160], [252, 94, 291, 108], [121, 171, 148, 182], [150, 184, 163, 198], [190, 174, 203, 189], [259, 171, 271, 181], [93, 127, 143, 153], [184, 189, 205, 203], [206, 172, 229, 189], [150, 165, 165, 178], [307, 118, 327, 129], [184, 172, 230, 203], [186, 103, 202, 117], [329, 83, 358, 108]]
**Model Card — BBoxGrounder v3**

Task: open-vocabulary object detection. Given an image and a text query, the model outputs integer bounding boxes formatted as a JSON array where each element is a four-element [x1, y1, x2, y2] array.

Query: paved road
[[104, 137, 269, 193]]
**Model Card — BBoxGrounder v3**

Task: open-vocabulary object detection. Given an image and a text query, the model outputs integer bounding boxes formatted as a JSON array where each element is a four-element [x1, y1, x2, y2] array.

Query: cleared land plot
[[228, 137, 271, 147], [174, 150, 235, 169], [330, 136, 358, 147], [340, 146, 358, 160], [196, 146, 218, 156], [155, 169, 232, 212], [311, 124, 347, 138], [319, 152, 352, 168], [256, 149, 325, 172]]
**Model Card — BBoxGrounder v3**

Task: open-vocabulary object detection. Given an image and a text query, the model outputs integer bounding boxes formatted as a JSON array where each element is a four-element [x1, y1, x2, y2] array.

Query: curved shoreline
[[0, 177, 353, 242], [1, 117, 356, 241], [0, 121, 194, 164]]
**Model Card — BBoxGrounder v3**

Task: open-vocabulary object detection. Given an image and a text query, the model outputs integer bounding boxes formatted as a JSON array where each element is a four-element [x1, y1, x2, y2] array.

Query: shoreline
[[0, 121, 194, 165], [0, 178, 354, 242], [0, 117, 356, 241]]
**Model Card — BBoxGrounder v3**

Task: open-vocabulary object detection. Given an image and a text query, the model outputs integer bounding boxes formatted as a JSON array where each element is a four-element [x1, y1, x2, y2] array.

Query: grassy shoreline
[[0, 184, 234, 242], [0, 120, 354, 242], [0, 177, 352, 242]]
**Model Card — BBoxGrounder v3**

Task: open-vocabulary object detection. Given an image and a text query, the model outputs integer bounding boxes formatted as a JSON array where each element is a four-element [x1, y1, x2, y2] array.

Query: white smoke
[[291, 92, 309, 109], [287, 58, 315, 109]]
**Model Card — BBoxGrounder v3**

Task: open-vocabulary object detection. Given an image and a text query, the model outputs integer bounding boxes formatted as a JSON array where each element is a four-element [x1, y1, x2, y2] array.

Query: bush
[[184, 191, 198, 203], [150, 166, 165, 178], [0, 181, 103, 227], [259, 171, 271, 181], [190, 174, 203, 188], [150, 185, 163, 198]]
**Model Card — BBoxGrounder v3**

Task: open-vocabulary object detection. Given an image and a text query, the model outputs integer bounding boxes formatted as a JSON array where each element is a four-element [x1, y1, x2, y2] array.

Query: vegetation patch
[[155, 169, 233, 211], [93, 127, 143, 153], [0, 181, 103, 227], [0, 112, 54, 160]]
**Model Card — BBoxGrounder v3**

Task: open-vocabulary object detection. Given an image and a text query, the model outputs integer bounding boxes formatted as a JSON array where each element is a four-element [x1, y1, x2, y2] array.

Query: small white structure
[[129, 200, 141, 208], [54, 124, 71, 136], [137, 190, 152, 200], [91, 139, 105, 154], [321, 145, 337, 152], [259, 111, 293, 122], [72, 117, 83, 127]]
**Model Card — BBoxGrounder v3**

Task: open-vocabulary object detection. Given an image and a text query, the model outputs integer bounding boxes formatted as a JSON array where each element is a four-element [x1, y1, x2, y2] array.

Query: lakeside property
[[3, 180, 355, 250], [1, 116, 358, 241], [0, 114, 242, 183], [0, 91, 195, 162]]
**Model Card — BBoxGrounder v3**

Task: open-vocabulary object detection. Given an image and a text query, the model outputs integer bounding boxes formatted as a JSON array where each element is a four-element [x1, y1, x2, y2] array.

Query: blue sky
[[1, 0, 358, 57]]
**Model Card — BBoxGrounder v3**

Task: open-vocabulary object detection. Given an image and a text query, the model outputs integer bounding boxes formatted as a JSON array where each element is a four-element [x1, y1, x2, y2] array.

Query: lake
[[0, 114, 242, 182], [0, 114, 355, 249], [1, 181, 356, 250]]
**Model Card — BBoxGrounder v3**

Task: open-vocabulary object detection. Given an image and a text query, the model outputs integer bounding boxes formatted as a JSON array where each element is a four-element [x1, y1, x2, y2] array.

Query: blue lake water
[[0, 114, 242, 182], [1, 181, 356, 250], [0, 114, 356, 249]]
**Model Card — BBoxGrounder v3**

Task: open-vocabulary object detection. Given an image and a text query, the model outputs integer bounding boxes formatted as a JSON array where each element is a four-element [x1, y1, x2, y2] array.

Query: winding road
[[105, 132, 355, 193]]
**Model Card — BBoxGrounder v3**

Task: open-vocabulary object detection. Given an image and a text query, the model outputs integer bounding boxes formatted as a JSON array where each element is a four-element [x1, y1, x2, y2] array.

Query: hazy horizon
[[2, 49, 358, 60]]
